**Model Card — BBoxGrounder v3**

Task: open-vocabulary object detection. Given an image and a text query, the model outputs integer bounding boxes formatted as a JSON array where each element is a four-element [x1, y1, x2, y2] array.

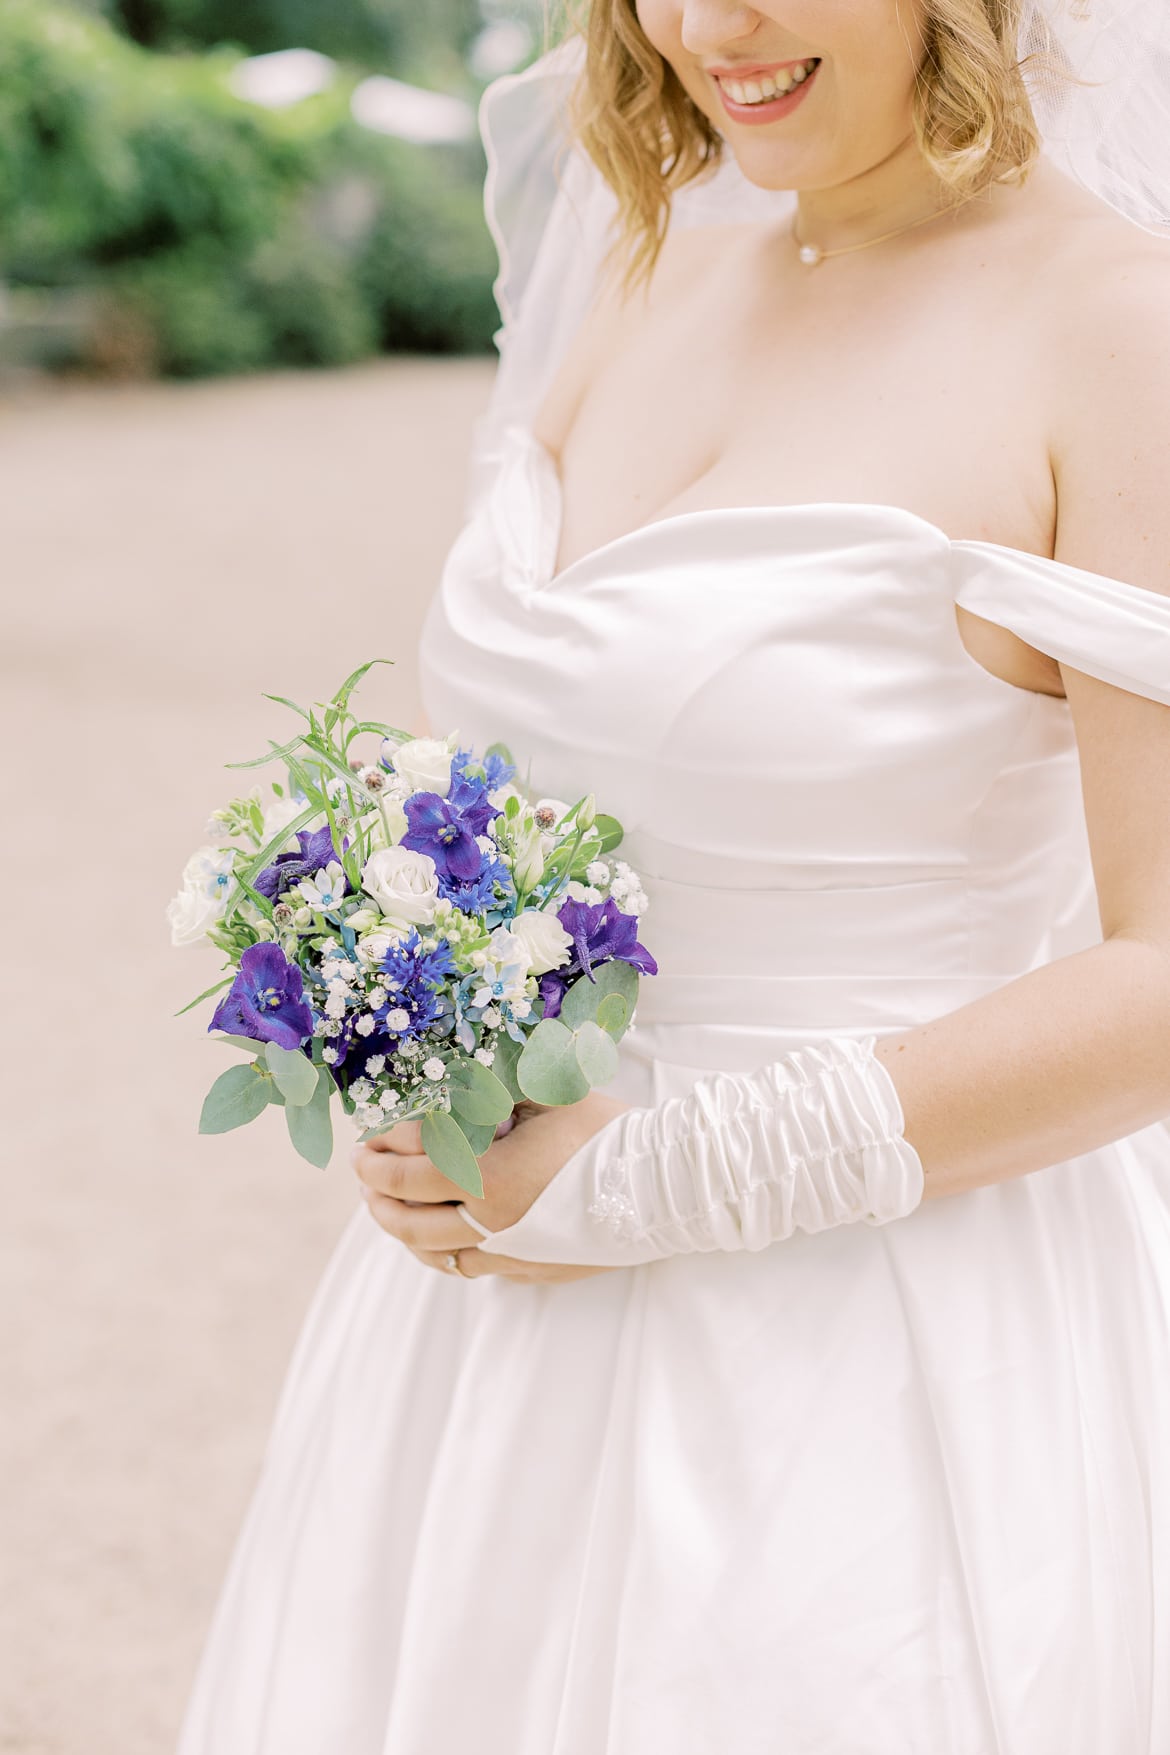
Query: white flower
[[344, 908, 378, 933], [470, 926, 531, 1010], [166, 846, 235, 946], [566, 880, 603, 906], [367, 984, 388, 1010], [355, 1104, 383, 1130], [474, 1046, 495, 1066], [487, 781, 525, 810], [610, 859, 649, 916], [325, 992, 347, 1020], [509, 907, 573, 976], [379, 1088, 403, 1108], [361, 846, 439, 927], [296, 861, 347, 912], [322, 1047, 339, 1065], [384, 1007, 410, 1032], [389, 735, 457, 798], [356, 928, 407, 967], [261, 794, 311, 850], [364, 1055, 386, 1078], [166, 885, 222, 948], [422, 1057, 446, 1080], [349, 1078, 375, 1105], [475, 833, 497, 855], [355, 1013, 376, 1037], [482, 1004, 502, 1028], [585, 860, 611, 888]]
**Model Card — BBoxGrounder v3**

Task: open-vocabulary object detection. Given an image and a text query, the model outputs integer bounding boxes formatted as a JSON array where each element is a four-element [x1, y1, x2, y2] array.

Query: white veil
[[463, 1, 1170, 520]]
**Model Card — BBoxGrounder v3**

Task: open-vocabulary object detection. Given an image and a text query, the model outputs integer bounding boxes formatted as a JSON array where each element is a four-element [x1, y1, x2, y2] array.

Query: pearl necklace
[[793, 196, 973, 266]]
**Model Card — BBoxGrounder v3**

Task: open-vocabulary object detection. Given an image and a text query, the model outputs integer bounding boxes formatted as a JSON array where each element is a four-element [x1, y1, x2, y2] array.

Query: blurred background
[[0, 2, 563, 1750]]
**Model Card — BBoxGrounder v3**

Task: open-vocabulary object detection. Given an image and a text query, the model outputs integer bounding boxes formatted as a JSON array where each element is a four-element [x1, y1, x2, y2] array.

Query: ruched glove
[[457, 1033, 925, 1268]]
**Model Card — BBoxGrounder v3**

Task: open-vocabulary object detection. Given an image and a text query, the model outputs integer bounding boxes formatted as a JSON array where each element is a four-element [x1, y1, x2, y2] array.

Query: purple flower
[[210, 942, 314, 1049], [254, 825, 345, 901], [437, 852, 514, 914], [371, 931, 459, 1041], [401, 776, 497, 883], [538, 895, 657, 1020]]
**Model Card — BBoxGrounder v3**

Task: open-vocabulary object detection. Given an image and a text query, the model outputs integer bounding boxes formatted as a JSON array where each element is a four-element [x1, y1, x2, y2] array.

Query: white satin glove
[[458, 1034, 924, 1268]]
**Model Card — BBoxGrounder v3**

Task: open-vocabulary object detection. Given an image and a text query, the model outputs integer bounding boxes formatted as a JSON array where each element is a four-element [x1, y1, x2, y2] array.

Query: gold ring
[[444, 1250, 468, 1278]]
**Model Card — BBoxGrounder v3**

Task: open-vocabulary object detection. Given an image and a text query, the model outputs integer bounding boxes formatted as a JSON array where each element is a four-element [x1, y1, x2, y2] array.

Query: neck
[[794, 134, 955, 249]]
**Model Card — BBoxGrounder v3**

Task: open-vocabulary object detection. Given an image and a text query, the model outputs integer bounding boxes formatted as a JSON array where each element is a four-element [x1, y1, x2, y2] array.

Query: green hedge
[[0, 0, 500, 375]]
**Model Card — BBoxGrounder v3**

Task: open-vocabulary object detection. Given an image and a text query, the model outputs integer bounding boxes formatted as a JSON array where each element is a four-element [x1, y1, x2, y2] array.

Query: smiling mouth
[[713, 58, 821, 106]]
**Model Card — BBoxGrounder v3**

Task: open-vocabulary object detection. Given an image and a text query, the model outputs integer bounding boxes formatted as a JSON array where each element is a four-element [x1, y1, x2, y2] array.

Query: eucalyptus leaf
[[265, 1041, 319, 1106], [421, 1109, 485, 1199], [210, 1032, 262, 1052], [490, 1032, 525, 1102], [454, 1116, 498, 1156], [573, 1019, 620, 1085], [517, 1018, 590, 1105], [559, 960, 639, 1036], [593, 814, 624, 854], [285, 1066, 335, 1167], [199, 1063, 271, 1134], [447, 1060, 514, 1126], [595, 992, 630, 1038]]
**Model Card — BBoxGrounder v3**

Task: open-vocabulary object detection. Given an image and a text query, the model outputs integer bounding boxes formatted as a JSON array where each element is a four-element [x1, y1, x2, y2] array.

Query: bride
[[177, 2, 1170, 1750]]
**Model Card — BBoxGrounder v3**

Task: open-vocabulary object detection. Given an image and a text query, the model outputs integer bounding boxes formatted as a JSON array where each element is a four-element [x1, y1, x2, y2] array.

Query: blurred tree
[[109, 0, 485, 84]]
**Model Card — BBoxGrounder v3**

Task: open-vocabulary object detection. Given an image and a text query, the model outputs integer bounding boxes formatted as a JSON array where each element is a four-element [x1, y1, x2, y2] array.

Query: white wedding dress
[[176, 43, 1170, 1755]]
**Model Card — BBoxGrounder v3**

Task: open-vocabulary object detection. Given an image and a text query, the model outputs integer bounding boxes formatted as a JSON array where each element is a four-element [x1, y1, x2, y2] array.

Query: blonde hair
[[539, 0, 1089, 297]]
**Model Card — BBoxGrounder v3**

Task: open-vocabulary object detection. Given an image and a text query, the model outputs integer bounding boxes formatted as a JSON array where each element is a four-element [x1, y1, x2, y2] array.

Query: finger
[[351, 1142, 455, 1202], [358, 1117, 425, 1155], [364, 1190, 488, 1250]]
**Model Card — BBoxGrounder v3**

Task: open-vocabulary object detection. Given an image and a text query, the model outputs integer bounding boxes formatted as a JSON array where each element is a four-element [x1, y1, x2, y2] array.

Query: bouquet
[[169, 661, 657, 1198]]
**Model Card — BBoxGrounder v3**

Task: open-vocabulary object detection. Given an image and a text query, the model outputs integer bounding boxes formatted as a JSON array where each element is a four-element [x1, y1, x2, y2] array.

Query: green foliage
[[285, 1064, 335, 1165], [199, 1061, 272, 1131], [421, 1108, 484, 1200], [0, 0, 499, 376]]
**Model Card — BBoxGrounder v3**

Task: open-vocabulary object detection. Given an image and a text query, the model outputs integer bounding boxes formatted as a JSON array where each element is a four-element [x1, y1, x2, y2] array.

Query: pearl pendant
[[798, 242, 823, 266]]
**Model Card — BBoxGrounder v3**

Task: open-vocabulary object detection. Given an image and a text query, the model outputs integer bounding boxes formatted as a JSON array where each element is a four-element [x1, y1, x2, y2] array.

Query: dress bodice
[[419, 421, 1170, 1052]]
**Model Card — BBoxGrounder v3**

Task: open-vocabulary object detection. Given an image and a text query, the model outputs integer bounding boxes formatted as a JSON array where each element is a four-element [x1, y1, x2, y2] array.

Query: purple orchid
[[537, 895, 658, 1020], [209, 942, 314, 1049], [254, 825, 345, 901], [401, 775, 497, 883]]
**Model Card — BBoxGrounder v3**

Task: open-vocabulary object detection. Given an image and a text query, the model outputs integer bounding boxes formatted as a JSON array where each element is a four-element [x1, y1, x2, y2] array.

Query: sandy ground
[[0, 357, 494, 1755]]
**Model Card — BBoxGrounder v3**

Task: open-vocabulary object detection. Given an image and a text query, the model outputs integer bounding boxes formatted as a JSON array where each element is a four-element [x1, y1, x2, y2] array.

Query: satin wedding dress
[[176, 41, 1170, 1755]]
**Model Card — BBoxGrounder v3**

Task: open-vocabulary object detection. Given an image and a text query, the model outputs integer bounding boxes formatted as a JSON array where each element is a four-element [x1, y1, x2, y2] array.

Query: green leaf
[[485, 741, 514, 765], [421, 1109, 485, 1199], [199, 1063, 271, 1134], [175, 974, 234, 1018], [573, 1019, 620, 1085], [490, 1031, 525, 1102], [332, 658, 394, 717], [265, 1041, 319, 1106], [454, 1116, 498, 1156], [222, 799, 322, 912], [517, 1018, 591, 1105], [209, 1032, 261, 1052], [559, 960, 639, 1036], [262, 693, 312, 722], [447, 1060, 514, 1126], [225, 731, 308, 771], [285, 1065, 335, 1167], [593, 814, 624, 855], [595, 992, 630, 1037]]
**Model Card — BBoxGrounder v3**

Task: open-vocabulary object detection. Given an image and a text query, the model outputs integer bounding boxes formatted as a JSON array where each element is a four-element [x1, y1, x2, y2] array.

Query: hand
[[351, 1091, 633, 1283]]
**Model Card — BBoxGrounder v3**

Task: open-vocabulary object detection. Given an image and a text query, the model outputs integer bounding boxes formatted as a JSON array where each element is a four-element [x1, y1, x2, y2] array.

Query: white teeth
[[720, 61, 818, 106]]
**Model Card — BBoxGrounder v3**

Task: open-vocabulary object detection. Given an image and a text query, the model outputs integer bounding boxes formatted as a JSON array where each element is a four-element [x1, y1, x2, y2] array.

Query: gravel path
[[0, 357, 494, 1755]]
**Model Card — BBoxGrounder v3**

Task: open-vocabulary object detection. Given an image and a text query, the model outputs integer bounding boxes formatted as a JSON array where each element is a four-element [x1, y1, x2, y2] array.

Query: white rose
[[509, 908, 573, 976], [166, 885, 223, 948], [390, 736, 456, 798], [261, 795, 311, 851], [356, 926, 409, 965], [488, 780, 525, 810], [361, 846, 440, 926]]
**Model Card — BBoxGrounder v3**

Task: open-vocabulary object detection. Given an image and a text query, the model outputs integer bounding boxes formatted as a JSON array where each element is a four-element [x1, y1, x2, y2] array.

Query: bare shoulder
[[1029, 184, 1170, 592]]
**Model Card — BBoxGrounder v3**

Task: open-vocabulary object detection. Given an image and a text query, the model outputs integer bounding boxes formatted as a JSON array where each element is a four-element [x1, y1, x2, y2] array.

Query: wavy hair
[[537, 0, 1090, 296]]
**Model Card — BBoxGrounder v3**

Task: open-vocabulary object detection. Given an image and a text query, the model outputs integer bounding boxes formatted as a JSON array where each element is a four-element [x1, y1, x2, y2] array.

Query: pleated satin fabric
[[176, 423, 1170, 1755]]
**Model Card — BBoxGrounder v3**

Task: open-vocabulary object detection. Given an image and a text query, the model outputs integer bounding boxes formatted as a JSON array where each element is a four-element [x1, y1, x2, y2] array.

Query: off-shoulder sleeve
[[951, 539, 1170, 706]]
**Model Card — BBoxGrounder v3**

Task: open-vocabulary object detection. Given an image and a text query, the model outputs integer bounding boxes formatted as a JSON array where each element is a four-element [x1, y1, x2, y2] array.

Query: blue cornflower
[[373, 931, 459, 1041], [437, 851, 514, 914], [210, 942, 314, 1049], [452, 745, 516, 792]]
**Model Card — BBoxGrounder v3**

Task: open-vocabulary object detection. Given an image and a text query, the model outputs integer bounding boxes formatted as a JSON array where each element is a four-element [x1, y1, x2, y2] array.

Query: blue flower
[[452, 745, 516, 791], [401, 777, 497, 883], [210, 942, 314, 1049], [372, 931, 459, 1041], [537, 896, 657, 1021], [437, 851, 514, 914], [254, 825, 344, 901]]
